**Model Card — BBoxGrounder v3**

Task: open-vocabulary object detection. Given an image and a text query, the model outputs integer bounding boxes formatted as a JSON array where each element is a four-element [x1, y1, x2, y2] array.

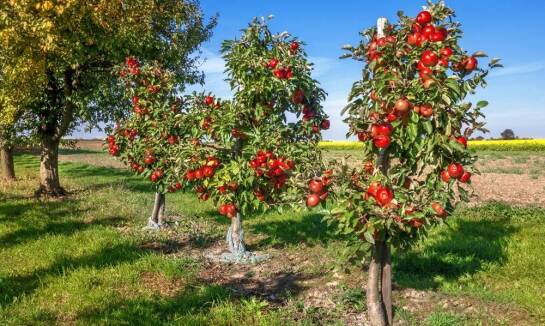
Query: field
[[318, 139, 545, 151], [1, 144, 545, 325]]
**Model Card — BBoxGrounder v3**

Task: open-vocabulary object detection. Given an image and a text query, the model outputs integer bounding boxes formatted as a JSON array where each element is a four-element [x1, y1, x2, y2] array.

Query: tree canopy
[[0, 0, 216, 194]]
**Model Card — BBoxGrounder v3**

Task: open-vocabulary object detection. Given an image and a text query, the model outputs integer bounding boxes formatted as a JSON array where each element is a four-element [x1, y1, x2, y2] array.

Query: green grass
[[1, 151, 544, 324], [395, 204, 545, 320]]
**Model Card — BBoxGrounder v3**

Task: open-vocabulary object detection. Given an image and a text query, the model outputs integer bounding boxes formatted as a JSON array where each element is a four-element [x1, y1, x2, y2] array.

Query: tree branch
[[53, 69, 76, 142]]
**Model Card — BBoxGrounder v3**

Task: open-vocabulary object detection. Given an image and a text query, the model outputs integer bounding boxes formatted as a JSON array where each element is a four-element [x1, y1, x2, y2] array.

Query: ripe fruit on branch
[[204, 95, 214, 106], [459, 171, 471, 183], [144, 155, 156, 165], [456, 136, 468, 148], [167, 135, 178, 145], [273, 67, 293, 79], [373, 135, 391, 149], [306, 194, 320, 207], [309, 179, 324, 194], [441, 170, 450, 182], [290, 41, 300, 53], [419, 104, 433, 118], [366, 182, 381, 198], [416, 10, 432, 26], [292, 89, 305, 104], [150, 169, 164, 182], [202, 166, 215, 178], [321, 119, 331, 130], [431, 202, 447, 217], [219, 203, 237, 218], [387, 112, 397, 122], [267, 58, 279, 69], [375, 186, 394, 207], [410, 218, 424, 229], [440, 47, 453, 58], [395, 98, 410, 113], [371, 123, 393, 137], [422, 79, 435, 89], [254, 189, 266, 202], [421, 25, 436, 40], [407, 32, 425, 47], [431, 28, 447, 42], [421, 50, 439, 67], [357, 131, 369, 142], [249, 151, 294, 189], [462, 56, 478, 71], [419, 67, 433, 81], [447, 163, 464, 179]]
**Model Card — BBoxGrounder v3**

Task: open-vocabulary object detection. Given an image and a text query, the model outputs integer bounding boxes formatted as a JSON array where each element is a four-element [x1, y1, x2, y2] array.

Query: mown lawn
[[1, 152, 544, 325]]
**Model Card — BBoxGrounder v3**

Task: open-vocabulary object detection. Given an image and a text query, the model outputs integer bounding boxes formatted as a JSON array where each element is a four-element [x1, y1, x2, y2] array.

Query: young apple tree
[[107, 60, 194, 228], [185, 18, 328, 263], [325, 2, 500, 325]]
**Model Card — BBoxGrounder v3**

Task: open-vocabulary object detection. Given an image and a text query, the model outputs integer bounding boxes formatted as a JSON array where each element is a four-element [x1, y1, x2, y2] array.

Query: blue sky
[[73, 0, 545, 139]]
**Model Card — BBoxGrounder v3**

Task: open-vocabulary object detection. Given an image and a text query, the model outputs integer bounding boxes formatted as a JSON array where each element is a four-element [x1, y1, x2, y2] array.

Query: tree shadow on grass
[[0, 243, 145, 307], [217, 271, 312, 304], [73, 271, 313, 325], [249, 212, 337, 249], [0, 196, 128, 248], [59, 162, 154, 194], [75, 283, 232, 325], [394, 212, 518, 290]]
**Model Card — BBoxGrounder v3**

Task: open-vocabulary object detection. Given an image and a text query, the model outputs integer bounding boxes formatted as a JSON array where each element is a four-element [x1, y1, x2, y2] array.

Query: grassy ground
[[1, 151, 544, 325]]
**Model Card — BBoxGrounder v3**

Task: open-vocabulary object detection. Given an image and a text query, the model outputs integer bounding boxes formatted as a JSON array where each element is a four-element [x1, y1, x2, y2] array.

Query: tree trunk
[[366, 17, 392, 326], [381, 241, 393, 325], [227, 212, 247, 257], [367, 242, 387, 326], [38, 137, 64, 195], [0, 144, 16, 181], [149, 192, 166, 227]]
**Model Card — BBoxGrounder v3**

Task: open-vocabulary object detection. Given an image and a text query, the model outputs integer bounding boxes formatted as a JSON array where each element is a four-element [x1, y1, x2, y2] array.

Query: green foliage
[[0, 0, 216, 142], [183, 18, 329, 217], [106, 61, 196, 194], [325, 1, 499, 253]]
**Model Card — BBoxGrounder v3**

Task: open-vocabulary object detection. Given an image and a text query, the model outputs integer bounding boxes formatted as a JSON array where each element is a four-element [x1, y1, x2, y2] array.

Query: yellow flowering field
[[319, 139, 545, 151]]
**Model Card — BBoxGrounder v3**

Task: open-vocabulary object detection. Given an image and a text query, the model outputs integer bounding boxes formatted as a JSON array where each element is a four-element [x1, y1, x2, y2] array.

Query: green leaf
[[476, 100, 488, 108], [364, 231, 375, 244], [472, 51, 488, 58], [441, 94, 451, 105], [423, 120, 433, 134]]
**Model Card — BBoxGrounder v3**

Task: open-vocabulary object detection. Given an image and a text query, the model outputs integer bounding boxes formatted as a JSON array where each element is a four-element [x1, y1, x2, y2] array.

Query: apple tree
[[184, 18, 328, 263], [106, 60, 194, 228], [324, 3, 500, 325]]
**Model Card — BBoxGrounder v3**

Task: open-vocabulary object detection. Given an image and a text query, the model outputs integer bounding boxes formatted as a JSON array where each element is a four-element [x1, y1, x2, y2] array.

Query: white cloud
[[490, 61, 545, 78], [309, 56, 338, 78], [197, 49, 226, 75]]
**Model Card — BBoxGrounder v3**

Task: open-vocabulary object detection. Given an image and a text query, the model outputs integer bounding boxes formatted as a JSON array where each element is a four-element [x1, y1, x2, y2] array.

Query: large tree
[[325, 2, 499, 325], [0, 0, 216, 195]]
